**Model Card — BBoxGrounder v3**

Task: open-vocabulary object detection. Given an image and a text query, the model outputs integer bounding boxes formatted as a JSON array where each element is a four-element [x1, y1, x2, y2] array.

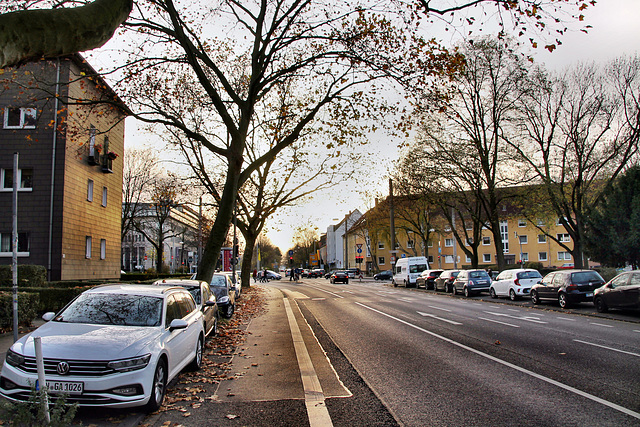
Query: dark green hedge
[[0, 265, 47, 287], [0, 286, 91, 315], [0, 292, 40, 329]]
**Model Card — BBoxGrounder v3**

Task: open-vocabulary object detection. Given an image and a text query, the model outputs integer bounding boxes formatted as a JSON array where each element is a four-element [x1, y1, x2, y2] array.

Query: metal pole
[[451, 207, 458, 269], [232, 202, 237, 284], [12, 153, 19, 343], [389, 178, 396, 269]]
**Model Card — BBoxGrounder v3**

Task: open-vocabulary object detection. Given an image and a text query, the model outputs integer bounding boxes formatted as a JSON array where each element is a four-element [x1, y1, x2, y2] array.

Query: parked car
[[373, 270, 393, 281], [330, 271, 349, 284], [530, 269, 605, 308], [452, 269, 492, 297], [490, 269, 542, 301], [153, 279, 219, 336], [0, 284, 205, 412], [392, 256, 429, 287], [416, 269, 443, 290], [266, 270, 282, 280], [593, 270, 640, 312], [434, 270, 460, 293], [346, 268, 362, 279], [222, 272, 242, 298], [210, 273, 237, 318]]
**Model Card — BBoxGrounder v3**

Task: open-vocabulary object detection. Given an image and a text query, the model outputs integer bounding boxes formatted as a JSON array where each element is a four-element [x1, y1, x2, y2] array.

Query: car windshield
[[571, 271, 603, 284], [186, 287, 201, 304], [469, 271, 489, 279], [55, 293, 163, 326], [410, 264, 428, 273], [518, 271, 542, 279], [210, 276, 228, 287]]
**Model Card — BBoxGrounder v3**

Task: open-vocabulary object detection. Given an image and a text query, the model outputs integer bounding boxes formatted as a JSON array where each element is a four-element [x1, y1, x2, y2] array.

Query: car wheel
[[558, 293, 570, 309], [452, 285, 457, 295], [464, 286, 471, 297], [446, 284, 452, 293], [595, 296, 608, 313], [509, 289, 517, 301], [225, 303, 235, 318], [189, 335, 204, 371], [490, 288, 497, 299], [345, 279, 349, 284], [145, 358, 167, 412], [393, 280, 397, 287], [531, 290, 540, 305]]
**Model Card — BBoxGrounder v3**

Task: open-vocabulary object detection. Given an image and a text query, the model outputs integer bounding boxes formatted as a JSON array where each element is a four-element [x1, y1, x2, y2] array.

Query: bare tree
[[121, 148, 159, 241]]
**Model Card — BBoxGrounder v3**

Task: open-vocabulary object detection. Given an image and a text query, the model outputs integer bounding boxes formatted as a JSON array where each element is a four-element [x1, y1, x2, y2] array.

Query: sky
[[116, 0, 640, 253]]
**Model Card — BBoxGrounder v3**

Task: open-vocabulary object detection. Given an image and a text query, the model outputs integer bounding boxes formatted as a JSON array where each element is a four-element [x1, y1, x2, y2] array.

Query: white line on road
[[556, 317, 577, 322], [302, 284, 344, 299], [427, 305, 452, 312], [356, 302, 640, 421], [283, 298, 333, 427], [478, 317, 520, 328], [417, 311, 462, 325], [573, 339, 640, 357], [635, 330, 640, 333], [483, 311, 547, 324], [507, 308, 521, 312], [589, 322, 614, 328]]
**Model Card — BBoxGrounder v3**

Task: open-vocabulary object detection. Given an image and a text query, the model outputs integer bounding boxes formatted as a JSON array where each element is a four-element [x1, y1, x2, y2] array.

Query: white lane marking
[[634, 330, 640, 333], [556, 317, 576, 322], [341, 291, 354, 294], [573, 340, 640, 358], [311, 298, 326, 301], [417, 311, 463, 325], [507, 308, 521, 313], [399, 298, 415, 302], [589, 322, 614, 328], [356, 302, 640, 421], [283, 298, 333, 427], [427, 305, 452, 312], [478, 317, 520, 328], [483, 311, 547, 324], [302, 284, 344, 299]]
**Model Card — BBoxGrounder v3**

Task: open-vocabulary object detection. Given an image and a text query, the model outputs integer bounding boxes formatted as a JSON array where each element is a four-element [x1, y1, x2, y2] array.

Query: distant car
[[452, 269, 492, 297], [416, 269, 443, 290], [346, 268, 362, 279], [530, 269, 605, 308], [330, 271, 349, 284], [560, 263, 575, 269], [221, 272, 241, 299], [434, 270, 460, 293], [210, 273, 237, 318], [153, 279, 219, 336], [373, 270, 393, 281], [490, 269, 542, 301], [0, 284, 205, 412], [593, 271, 640, 312], [309, 268, 325, 278], [266, 270, 281, 280]]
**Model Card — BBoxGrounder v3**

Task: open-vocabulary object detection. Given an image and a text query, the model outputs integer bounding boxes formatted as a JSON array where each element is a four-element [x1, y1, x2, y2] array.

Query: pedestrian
[[263, 269, 269, 282], [289, 269, 293, 281], [253, 269, 257, 283]]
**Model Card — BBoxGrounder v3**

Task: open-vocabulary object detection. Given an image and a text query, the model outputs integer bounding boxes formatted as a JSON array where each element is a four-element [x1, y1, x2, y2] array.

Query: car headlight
[[107, 354, 151, 373], [5, 349, 24, 367], [218, 296, 230, 304]]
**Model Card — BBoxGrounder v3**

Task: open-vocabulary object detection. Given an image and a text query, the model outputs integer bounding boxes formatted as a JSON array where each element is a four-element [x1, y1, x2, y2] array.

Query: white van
[[393, 256, 429, 287]]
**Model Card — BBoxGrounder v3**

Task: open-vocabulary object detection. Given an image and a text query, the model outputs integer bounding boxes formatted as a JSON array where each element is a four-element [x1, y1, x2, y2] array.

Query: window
[[100, 239, 106, 260], [85, 236, 92, 259], [538, 252, 548, 261], [519, 235, 528, 244], [444, 255, 454, 264], [465, 237, 473, 246], [88, 125, 97, 155], [407, 239, 414, 249], [500, 220, 509, 253], [482, 236, 491, 246], [378, 242, 385, 250], [445, 238, 454, 247], [521, 253, 529, 262], [466, 255, 471, 263], [0, 232, 30, 255], [427, 255, 434, 263], [537, 234, 547, 243], [444, 226, 451, 232], [483, 253, 491, 263], [558, 251, 572, 261], [427, 240, 433, 248], [3, 107, 36, 129], [557, 233, 570, 243], [102, 186, 107, 207], [1, 168, 33, 191], [378, 257, 385, 265], [518, 219, 526, 227], [87, 179, 93, 202]]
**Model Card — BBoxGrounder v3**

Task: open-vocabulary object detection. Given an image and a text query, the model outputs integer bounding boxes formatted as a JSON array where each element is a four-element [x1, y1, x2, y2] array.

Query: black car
[[593, 270, 640, 312], [210, 273, 237, 318], [531, 269, 605, 308], [373, 270, 393, 281], [434, 270, 460, 292], [452, 269, 492, 297], [330, 271, 349, 284]]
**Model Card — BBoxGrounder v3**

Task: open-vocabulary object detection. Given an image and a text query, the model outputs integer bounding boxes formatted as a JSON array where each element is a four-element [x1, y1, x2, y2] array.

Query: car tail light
[[567, 284, 578, 291], [514, 278, 520, 286]]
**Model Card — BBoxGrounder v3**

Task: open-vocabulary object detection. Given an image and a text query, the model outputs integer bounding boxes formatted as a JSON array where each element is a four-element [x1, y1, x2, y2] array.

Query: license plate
[[586, 293, 593, 298], [46, 381, 83, 395]]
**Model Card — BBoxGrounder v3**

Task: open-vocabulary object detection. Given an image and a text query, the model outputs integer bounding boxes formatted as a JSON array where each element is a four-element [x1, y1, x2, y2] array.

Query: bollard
[[34, 337, 51, 424]]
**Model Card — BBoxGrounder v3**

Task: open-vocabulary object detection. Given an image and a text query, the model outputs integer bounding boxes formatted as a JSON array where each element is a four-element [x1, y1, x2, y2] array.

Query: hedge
[[0, 292, 40, 329], [0, 265, 47, 287], [0, 286, 91, 315]]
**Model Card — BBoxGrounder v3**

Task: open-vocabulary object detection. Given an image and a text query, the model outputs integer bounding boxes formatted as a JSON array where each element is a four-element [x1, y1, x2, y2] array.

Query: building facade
[[325, 210, 362, 269], [0, 55, 127, 281]]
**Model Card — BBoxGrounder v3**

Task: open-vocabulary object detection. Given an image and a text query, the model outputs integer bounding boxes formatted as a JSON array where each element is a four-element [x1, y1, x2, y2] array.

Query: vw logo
[[56, 362, 70, 375]]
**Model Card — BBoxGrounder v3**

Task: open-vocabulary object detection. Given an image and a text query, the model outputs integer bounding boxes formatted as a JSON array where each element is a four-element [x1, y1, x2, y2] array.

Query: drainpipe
[[47, 59, 61, 282]]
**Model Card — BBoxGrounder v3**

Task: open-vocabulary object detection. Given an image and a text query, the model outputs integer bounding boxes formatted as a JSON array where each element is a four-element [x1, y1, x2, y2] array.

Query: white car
[[0, 284, 205, 412], [490, 268, 543, 300]]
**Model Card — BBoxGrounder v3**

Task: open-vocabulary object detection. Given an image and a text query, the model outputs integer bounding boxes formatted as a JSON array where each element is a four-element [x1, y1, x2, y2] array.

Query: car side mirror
[[42, 312, 56, 321], [204, 300, 217, 307], [169, 319, 188, 331]]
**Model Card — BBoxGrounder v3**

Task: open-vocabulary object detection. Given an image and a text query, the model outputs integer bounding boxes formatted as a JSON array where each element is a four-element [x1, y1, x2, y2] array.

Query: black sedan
[[531, 269, 604, 308], [153, 279, 219, 336], [211, 273, 237, 318], [330, 271, 349, 284], [593, 270, 640, 312], [374, 270, 393, 281]]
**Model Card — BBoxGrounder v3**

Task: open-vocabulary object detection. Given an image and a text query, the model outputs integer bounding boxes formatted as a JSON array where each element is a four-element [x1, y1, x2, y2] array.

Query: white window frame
[[537, 234, 547, 243], [465, 254, 472, 263], [102, 186, 107, 207], [483, 253, 492, 263], [87, 179, 93, 202], [85, 236, 92, 259], [100, 239, 106, 260], [538, 252, 548, 262], [378, 242, 385, 250], [407, 239, 414, 249], [521, 252, 529, 262], [378, 256, 385, 265], [482, 236, 491, 246], [519, 235, 528, 244], [557, 233, 570, 243], [0, 232, 30, 257], [518, 219, 526, 227], [444, 238, 454, 247], [3, 107, 36, 129], [558, 251, 572, 261], [1, 168, 33, 192], [444, 255, 454, 264]]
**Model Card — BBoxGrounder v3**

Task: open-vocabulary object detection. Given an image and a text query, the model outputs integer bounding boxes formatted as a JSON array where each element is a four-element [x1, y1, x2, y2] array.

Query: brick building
[[0, 55, 128, 281]]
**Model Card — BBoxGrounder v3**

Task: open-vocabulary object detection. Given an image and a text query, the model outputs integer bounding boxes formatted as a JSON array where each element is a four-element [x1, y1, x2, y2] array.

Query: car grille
[[8, 389, 127, 405], [18, 356, 115, 377]]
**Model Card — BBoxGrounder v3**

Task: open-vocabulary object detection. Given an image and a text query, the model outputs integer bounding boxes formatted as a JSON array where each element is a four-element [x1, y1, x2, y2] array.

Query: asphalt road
[[270, 278, 640, 426]]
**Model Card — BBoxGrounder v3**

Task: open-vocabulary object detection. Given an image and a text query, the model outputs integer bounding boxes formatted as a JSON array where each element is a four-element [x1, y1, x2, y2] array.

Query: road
[[269, 278, 640, 426]]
